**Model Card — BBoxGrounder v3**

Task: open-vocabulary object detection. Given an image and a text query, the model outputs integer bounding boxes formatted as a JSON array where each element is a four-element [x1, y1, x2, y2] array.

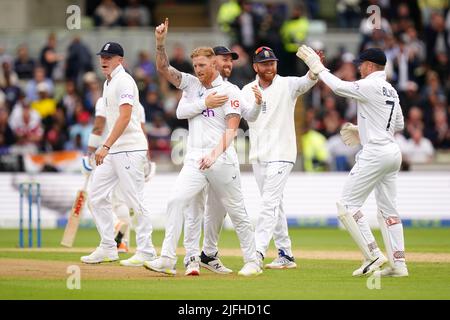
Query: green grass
[[2, 227, 450, 253], [1, 228, 450, 300]]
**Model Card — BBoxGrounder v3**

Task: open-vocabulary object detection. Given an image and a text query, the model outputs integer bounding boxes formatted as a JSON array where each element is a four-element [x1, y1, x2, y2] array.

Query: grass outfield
[[0, 228, 450, 300]]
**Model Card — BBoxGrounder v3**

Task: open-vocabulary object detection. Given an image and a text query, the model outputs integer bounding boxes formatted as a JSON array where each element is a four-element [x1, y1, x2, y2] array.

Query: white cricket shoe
[[265, 250, 297, 269], [144, 256, 177, 275], [352, 254, 388, 276], [185, 256, 200, 276], [373, 266, 409, 277], [200, 251, 232, 274], [238, 261, 263, 277], [120, 252, 157, 267], [80, 247, 119, 264]]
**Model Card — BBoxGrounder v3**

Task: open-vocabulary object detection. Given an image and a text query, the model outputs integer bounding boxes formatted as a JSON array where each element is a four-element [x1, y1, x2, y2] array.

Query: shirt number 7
[[386, 100, 395, 130]]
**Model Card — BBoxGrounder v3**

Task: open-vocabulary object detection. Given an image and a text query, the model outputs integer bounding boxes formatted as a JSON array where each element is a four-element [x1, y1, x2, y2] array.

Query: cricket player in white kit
[[145, 18, 262, 276], [179, 46, 262, 275], [80, 42, 157, 265], [84, 97, 153, 255], [297, 46, 408, 277], [241, 46, 318, 269]]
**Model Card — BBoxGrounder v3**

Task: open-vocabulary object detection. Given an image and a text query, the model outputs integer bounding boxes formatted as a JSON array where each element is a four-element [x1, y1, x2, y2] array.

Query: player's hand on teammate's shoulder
[[205, 91, 229, 109], [251, 85, 262, 105], [155, 17, 169, 43]]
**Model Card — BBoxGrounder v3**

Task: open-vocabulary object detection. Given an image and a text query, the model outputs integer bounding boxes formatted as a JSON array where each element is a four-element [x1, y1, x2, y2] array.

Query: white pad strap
[[88, 134, 103, 149], [337, 202, 376, 260], [377, 210, 406, 267]]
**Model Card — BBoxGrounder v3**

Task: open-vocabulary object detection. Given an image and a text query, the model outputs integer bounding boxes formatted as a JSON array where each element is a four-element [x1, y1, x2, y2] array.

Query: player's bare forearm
[[156, 44, 182, 87], [211, 114, 240, 159]]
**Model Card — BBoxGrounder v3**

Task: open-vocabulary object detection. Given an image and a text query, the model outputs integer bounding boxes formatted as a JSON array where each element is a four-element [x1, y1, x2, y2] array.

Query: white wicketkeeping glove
[[81, 155, 95, 176], [144, 161, 156, 182], [340, 123, 360, 147], [296, 45, 328, 75]]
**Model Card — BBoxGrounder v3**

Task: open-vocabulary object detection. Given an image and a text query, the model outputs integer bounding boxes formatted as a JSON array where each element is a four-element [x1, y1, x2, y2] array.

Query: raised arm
[[155, 18, 182, 87]]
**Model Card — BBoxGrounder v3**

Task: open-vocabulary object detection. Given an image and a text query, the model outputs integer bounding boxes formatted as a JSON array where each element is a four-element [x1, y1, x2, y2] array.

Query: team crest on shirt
[[353, 82, 360, 90], [231, 100, 240, 109]]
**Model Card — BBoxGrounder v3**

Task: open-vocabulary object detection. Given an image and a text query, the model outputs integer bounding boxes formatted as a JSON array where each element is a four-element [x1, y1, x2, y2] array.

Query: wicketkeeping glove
[[296, 45, 328, 75], [340, 122, 360, 147]]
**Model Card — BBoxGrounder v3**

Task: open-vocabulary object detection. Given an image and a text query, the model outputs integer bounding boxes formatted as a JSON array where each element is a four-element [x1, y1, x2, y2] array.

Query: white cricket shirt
[[319, 70, 404, 146], [242, 74, 317, 163], [178, 72, 242, 161], [101, 64, 147, 153]]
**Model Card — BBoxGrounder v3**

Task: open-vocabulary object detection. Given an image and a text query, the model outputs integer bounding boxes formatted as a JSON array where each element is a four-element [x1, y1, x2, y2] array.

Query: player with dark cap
[[297, 45, 408, 277]]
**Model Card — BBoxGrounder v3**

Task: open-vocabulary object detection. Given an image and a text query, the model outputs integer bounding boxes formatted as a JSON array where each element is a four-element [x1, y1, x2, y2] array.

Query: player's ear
[[252, 63, 258, 73]]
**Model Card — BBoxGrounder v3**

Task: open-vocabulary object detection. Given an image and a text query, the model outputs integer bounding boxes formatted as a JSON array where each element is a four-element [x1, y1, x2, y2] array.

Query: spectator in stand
[[217, 0, 242, 35], [135, 50, 157, 80], [169, 43, 193, 74], [429, 109, 450, 149], [0, 106, 15, 152], [142, 88, 164, 122], [65, 36, 93, 88], [57, 79, 80, 126], [44, 108, 68, 152], [167, 43, 192, 91], [14, 44, 35, 80], [0, 60, 21, 110], [228, 44, 254, 89], [94, 0, 123, 27], [31, 82, 56, 121], [231, 1, 261, 57], [336, 0, 361, 29], [280, 5, 309, 75], [406, 106, 425, 138], [327, 131, 360, 171], [404, 128, 435, 164], [8, 99, 43, 155], [39, 33, 62, 80], [391, 36, 420, 93], [147, 112, 171, 159], [25, 66, 54, 102], [68, 110, 92, 153], [123, 0, 150, 27], [82, 72, 102, 113], [425, 12, 449, 66]]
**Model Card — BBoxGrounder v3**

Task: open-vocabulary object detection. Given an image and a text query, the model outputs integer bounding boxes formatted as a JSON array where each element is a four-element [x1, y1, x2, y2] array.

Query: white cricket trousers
[[161, 156, 257, 264], [253, 162, 294, 258], [112, 186, 131, 245], [89, 151, 156, 256], [183, 185, 226, 263], [341, 142, 405, 265]]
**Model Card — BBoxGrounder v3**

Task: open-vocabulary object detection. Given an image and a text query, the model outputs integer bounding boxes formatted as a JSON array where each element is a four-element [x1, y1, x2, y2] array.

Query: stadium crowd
[[0, 0, 448, 172]]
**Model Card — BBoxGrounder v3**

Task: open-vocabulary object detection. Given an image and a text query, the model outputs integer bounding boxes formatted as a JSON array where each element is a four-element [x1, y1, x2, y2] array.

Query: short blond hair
[[190, 47, 215, 59]]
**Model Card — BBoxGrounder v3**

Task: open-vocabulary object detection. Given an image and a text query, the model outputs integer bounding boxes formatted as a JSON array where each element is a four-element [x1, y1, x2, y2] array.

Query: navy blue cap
[[353, 48, 386, 66], [253, 46, 278, 63], [96, 42, 124, 57], [213, 46, 239, 60]]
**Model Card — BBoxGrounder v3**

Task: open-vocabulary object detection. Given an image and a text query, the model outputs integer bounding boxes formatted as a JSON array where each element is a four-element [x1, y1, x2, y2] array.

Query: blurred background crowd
[[0, 0, 449, 172]]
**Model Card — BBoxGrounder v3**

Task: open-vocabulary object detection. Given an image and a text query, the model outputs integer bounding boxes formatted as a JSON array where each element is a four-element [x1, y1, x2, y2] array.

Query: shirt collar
[[110, 64, 124, 79], [210, 73, 223, 87], [365, 71, 386, 80]]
